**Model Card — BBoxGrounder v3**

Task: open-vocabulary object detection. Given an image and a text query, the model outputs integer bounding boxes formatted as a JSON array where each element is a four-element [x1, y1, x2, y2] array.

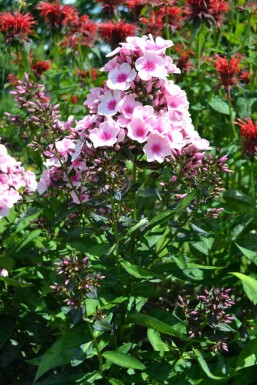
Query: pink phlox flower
[[118, 95, 141, 127], [8, 172, 26, 190], [132, 105, 154, 121], [37, 169, 51, 195], [0, 268, 8, 277], [167, 129, 185, 150], [165, 56, 181, 74], [74, 115, 97, 136], [149, 115, 170, 136], [98, 90, 124, 116], [127, 117, 150, 143], [135, 52, 167, 81], [107, 62, 136, 91], [0, 144, 8, 156], [89, 117, 120, 148], [100, 56, 118, 72], [179, 113, 195, 137], [55, 138, 76, 160], [145, 35, 174, 53], [71, 139, 83, 161], [67, 169, 82, 187], [24, 170, 37, 191], [143, 133, 172, 163], [1, 187, 21, 207], [84, 87, 104, 112], [0, 154, 20, 173], [71, 188, 89, 204], [189, 134, 212, 151], [59, 115, 75, 131]]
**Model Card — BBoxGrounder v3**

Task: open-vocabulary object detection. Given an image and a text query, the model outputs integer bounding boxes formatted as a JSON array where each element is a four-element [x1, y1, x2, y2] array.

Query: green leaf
[[236, 244, 257, 266], [230, 272, 257, 304], [190, 17, 202, 44], [147, 329, 169, 352], [236, 339, 257, 371], [108, 379, 124, 385], [193, 348, 225, 380], [32, 325, 91, 381], [0, 277, 32, 287], [126, 218, 149, 237], [128, 314, 188, 340], [208, 95, 231, 115], [102, 351, 146, 370], [146, 210, 174, 232], [10, 229, 41, 255], [236, 97, 257, 119], [120, 260, 153, 279]]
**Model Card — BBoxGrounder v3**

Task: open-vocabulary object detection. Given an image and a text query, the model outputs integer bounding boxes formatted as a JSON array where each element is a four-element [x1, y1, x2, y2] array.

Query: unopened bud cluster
[[51, 256, 105, 310], [6, 74, 62, 143], [177, 288, 234, 354]]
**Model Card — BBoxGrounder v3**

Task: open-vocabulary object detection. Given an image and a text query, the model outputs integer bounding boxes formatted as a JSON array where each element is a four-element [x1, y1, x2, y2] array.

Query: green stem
[[196, 26, 202, 74], [85, 322, 103, 374], [250, 161, 255, 202], [227, 97, 237, 140]]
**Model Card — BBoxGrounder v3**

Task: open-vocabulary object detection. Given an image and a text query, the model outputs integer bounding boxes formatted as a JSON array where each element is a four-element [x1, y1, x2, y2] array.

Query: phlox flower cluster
[[0, 144, 37, 219], [37, 35, 211, 204]]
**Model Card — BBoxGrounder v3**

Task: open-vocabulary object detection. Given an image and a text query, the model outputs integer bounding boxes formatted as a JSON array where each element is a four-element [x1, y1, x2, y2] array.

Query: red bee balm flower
[[99, 21, 136, 48], [236, 118, 257, 159], [32, 61, 51, 77], [36, 1, 78, 29], [214, 54, 241, 93], [185, 0, 230, 27], [0, 11, 36, 43]]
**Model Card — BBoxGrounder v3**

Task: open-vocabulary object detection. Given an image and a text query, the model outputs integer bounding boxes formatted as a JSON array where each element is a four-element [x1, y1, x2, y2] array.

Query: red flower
[[214, 54, 241, 93], [32, 61, 51, 77], [61, 15, 97, 48], [77, 68, 99, 81], [185, 0, 230, 27], [96, 0, 124, 16], [236, 118, 257, 140], [175, 45, 195, 73], [71, 95, 79, 104], [36, 1, 78, 29], [140, 10, 164, 36], [126, 0, 148, 17], [99, 20, 136, 48], [7, 73, 19, 87], [158, 5, 184, 32], [236, 118, 257, 159], [0, 11, 36, 43]]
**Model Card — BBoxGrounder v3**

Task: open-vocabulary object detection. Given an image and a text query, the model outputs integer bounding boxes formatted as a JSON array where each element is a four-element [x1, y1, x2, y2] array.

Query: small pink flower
[[24, 170, 37, 191], [127, 118, 150, 143], [0, 268, 8, 277], [89, 118, 120, 148], [143, 134, 172, 163], [135, 52, 167, 81], [132, 105, 154, 121], [98, 90, 124, 116], [107, 63, 136, 91], [145, 35, 174, 53]]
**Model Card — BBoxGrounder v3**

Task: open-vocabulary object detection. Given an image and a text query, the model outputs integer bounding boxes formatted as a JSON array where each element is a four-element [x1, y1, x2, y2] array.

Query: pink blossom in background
[[0, 143, 37, 218]]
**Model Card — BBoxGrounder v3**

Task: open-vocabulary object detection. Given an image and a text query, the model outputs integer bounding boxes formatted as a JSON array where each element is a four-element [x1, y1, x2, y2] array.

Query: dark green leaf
[[102, 351, 146, 370]]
